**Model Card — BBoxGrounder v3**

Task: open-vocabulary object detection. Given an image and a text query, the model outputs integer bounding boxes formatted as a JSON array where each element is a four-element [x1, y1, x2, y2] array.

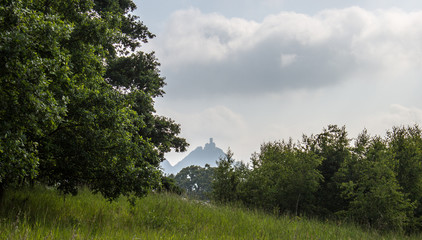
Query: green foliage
[[159, 176, 183, 195], [240, 140, 323, 215], [303, 125, 351, 214], [0, 0, 187, 200], [387, 126, 422, 225], [336, 132, 415, 231], [211, 149, 247, 203], [211, 125, 422, 232], [0, 0, 73, 191], [174, 165, 214, 200]]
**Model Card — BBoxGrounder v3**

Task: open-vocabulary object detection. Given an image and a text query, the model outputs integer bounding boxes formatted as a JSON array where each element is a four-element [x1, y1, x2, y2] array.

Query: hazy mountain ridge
[[161, 138, 225, 175]]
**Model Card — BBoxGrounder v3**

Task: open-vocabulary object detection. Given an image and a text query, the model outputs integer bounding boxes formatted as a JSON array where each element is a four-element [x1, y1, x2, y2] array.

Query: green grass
[[0, 186, 421, 239]]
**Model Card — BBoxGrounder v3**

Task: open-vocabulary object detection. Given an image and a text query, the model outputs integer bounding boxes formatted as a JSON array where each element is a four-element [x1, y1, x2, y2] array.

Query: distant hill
[[161, 138, 226, 175]]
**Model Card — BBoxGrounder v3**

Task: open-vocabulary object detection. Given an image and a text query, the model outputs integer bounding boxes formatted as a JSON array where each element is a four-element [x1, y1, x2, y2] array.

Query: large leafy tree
[[0, 0, 73, 197], [387, 126, 422, 228], [0, 0, 187, 200], [241, 140, 322, 215], [211, 149, 247, 203], [336, 132, 414, 231], [174, 165, 215, 200], [303, 125, 351, 214]]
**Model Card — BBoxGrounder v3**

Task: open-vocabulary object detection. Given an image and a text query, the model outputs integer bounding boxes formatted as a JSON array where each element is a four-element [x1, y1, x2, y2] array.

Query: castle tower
[[205, 137, 216, 150]]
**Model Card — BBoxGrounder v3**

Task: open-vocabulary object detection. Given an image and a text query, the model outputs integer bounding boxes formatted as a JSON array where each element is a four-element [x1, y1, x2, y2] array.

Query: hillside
[[161, 138, 226, 174], [1, 186, 421, 239]]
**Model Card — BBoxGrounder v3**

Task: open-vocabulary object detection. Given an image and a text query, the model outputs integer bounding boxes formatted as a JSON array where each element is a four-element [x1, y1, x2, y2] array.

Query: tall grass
[[0, 185, 420, 239]]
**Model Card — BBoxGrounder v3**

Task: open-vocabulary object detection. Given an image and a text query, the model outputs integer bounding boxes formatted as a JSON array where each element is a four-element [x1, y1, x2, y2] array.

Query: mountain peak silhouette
[[161, 138, 225, 175]]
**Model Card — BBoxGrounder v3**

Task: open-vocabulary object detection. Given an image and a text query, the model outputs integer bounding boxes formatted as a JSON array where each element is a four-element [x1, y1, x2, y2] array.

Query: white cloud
[[280, 53, 297, 67], [155, 8, 259, 66], [150, 7, 422, 99], [150, 6, 422, 164]]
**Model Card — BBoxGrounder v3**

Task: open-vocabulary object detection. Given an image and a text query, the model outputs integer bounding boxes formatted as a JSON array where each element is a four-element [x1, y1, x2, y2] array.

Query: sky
[[133, 0, 422, 165]]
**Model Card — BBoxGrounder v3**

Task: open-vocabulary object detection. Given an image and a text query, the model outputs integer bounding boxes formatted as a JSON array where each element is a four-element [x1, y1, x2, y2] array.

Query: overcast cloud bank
[[147, 7, 422, 163], [153, 7, 422, 97]]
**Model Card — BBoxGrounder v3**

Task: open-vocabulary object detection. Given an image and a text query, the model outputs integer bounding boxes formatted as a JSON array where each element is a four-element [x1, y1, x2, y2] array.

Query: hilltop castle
[[160, 138, 225, 175]]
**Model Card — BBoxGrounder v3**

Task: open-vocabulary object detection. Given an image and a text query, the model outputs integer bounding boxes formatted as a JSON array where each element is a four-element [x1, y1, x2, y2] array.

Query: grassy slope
[[0, 186, 420, 240]]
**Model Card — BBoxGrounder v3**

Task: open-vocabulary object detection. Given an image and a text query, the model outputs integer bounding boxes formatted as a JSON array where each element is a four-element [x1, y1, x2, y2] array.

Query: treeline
[[176, 125, 422, 232]]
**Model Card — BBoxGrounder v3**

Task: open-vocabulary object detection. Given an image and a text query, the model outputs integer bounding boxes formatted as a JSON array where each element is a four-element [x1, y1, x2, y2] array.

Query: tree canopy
[[209, 125, 422, 232], [174, 164, 214, 200], [0, 0, 187, 200]]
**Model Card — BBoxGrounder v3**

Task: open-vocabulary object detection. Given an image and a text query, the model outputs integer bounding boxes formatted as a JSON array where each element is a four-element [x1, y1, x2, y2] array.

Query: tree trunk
[[295, 193, 301, 216], [0, 182, 4, 202]]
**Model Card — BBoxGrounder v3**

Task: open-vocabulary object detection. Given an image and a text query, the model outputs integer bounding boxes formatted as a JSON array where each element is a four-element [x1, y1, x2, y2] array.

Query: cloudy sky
[[133, 0, 422, 165]]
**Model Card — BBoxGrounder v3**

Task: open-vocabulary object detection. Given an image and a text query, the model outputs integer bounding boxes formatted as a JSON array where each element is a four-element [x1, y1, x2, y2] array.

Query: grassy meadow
[[0, 186, 421, 239]]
